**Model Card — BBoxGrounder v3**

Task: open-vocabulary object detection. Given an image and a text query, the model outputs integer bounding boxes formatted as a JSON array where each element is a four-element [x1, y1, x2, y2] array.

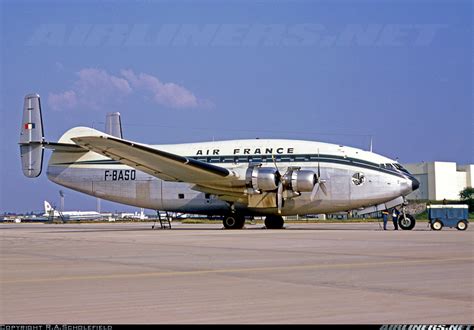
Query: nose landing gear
[[398, 213, 416, 230], [398, 204, 416, 230]]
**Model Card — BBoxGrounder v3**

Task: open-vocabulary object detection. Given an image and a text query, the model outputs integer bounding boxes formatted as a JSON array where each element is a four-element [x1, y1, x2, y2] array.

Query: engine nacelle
[[246, 166, 279, 192], [245, 166, 316, 194], [284, 170, 317, 193]]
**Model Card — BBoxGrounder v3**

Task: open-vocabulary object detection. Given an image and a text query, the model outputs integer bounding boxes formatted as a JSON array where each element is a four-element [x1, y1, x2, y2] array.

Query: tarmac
[[1, 222, 473, 324]]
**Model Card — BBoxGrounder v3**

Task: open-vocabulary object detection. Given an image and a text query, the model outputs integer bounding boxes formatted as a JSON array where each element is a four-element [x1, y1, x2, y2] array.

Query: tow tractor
[[427, 204, 469, 231]]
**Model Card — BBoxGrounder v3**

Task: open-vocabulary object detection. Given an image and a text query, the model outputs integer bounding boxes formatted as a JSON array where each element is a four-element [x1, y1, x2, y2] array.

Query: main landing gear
[[264, 215, 285, 229], [223, 214, 245, 229], [222, 214, 285, 229]]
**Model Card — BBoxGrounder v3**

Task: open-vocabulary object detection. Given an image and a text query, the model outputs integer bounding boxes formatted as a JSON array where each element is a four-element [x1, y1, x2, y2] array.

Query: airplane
[[19, 93, 420, 230], [43, 200, 102, 220]]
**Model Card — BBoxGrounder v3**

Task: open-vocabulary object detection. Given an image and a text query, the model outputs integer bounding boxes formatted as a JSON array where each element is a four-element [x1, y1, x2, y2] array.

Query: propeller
[[310, 149, 328, 201], [310, 181, 320, 201], [272, 154, 285, 214], [271, 152, 328, 212], [276, 181, 284, 214]]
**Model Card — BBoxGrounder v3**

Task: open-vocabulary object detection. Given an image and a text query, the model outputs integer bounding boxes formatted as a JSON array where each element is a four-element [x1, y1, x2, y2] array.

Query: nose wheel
[[395, 201, 416, 231], [398, 213, 416, 230]]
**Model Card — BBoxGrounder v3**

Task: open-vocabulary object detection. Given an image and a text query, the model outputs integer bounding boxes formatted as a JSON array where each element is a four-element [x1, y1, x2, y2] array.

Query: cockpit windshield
[[380, 163, 395, 170], [380, 163, 410, 174], [393, 163, 410, 174]]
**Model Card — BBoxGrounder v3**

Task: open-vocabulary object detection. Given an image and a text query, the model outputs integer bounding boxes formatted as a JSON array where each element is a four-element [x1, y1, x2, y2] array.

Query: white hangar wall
[[402, 162, 473, 201]]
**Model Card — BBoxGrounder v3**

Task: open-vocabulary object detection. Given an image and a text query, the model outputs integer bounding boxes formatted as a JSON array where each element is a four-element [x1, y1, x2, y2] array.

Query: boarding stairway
[[152, 211, 172, 229], [47, 208, 65, 223]]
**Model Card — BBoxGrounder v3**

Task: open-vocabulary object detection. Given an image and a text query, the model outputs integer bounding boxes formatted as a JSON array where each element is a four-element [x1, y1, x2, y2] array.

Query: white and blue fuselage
[[46, 132, 419, 216]]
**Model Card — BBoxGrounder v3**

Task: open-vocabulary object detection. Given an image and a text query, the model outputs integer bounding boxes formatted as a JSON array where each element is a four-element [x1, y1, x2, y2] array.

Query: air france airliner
[[20, 94, 419, 229]]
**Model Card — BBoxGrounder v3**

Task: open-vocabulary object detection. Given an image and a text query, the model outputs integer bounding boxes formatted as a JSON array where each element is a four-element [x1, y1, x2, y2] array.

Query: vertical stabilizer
[[44, 201, 53, 214], [105, 112, 123, 138], [19, 94, 44, 177]]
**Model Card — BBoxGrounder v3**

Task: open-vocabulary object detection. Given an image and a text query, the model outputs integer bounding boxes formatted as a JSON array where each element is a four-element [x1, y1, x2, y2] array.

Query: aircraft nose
[[410, 176, 420, 191]]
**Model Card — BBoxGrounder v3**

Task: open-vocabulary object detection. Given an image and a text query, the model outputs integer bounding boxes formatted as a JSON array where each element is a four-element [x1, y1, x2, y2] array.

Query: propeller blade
[[271, 154, 280, 173], [317, 148, 321, 178], [313, 148, 328, 199], [320, 181, 328, 195], [310, 182, 320, 201], [277, 182, 284, 214]]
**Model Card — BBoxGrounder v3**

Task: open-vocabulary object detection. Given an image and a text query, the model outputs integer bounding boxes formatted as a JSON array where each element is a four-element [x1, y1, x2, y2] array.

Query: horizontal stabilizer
[[43, 141, 85, 152]]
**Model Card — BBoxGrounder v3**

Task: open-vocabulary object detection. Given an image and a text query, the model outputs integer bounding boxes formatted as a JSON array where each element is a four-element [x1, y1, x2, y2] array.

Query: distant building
[[403, 162, 473, 201], [119, 208, 148, 220]]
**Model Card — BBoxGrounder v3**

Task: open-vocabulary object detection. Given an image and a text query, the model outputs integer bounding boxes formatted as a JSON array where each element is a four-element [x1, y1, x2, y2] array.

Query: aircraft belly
[[47, 165, 163, 209], [47, 165, 94, 195], [46, 161, 406, 216], [47, 165, 229, 213], [161, 181, 230, 214]]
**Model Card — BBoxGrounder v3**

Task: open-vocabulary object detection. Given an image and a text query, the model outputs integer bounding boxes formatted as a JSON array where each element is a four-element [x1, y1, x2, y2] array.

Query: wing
[[71, 134, 242, 189]]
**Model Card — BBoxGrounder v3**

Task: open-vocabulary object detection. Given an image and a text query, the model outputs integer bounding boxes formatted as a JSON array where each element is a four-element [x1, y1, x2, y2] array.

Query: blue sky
[[1, 0, 472, 213]]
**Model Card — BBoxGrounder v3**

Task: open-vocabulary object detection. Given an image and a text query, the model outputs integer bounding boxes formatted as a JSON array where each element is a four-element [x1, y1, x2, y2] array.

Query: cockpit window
[[380, 163, 410, 173], [380, 163, 394, 170], [393, 163, 410, 174]]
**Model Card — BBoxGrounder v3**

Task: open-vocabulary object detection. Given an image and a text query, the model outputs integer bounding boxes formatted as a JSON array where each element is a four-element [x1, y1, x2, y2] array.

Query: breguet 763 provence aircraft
[[20, 94, 419, 229]]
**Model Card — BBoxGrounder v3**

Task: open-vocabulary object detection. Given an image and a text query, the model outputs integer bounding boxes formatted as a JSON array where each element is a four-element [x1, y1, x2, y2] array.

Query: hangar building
[[402, 162, 473, 201]]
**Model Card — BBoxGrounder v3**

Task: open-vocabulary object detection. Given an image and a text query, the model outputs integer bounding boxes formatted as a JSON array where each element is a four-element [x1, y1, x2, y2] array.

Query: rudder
[[19, 93, 44, 177], [44, 201, 54, 214], [105, 112, 123, 138]]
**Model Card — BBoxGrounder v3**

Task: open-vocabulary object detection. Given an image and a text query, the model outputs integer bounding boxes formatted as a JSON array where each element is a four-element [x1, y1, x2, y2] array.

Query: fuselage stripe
[[51, 153, 408, 179]]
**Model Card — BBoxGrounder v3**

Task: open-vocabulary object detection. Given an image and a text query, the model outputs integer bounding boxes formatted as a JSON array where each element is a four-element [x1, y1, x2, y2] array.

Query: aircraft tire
[[265, 215, 284, 229], [223, 214, 245, 229], [398, 213, 416, 230]]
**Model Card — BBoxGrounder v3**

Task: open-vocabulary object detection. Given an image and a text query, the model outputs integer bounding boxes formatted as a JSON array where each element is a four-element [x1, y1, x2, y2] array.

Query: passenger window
[[178, 194, 184, 199]]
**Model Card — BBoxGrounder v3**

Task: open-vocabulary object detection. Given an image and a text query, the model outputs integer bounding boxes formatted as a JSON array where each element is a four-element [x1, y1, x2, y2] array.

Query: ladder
[[152, 211, 172, 229], [48, 208, 65, 223]]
